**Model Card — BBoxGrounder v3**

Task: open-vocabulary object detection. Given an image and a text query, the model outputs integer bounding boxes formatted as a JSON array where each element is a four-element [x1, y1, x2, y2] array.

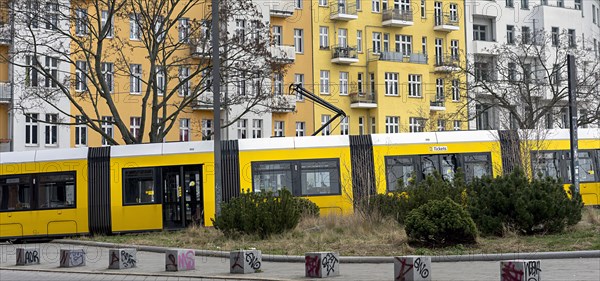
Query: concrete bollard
[[393, 256, 431, 281], [16, 248, 40, 266], [230, 250, 262, 274], [165, 249, 195, 271], [108, 248, 137, 269], [305, 252, 340, 278], [501, 260, 541, 281], [59, 249, 86, 267]]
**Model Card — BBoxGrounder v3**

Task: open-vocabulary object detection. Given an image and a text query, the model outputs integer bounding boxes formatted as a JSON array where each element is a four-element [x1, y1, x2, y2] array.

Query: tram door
[[162, 165, 203, 229]]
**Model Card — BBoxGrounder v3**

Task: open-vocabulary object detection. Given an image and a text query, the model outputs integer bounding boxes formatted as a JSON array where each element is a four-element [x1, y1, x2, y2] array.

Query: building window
[[178, 18, 189, 43], [296, 0, 303, 9], [320, 70, 330, 94], [450, 40, 459, 60], [321, 115, 331, 135], [274, 121, 284, 137], [372, 32, 381, 53], [504, 25, 514, 44], [252, 119, 263, 139], [130, 117, 141, 139], [237, 119, 248, 139], [437, 119, 446, 131], [294, 74, 304, 101], [357, 72, 364, 94], [340, 117, 349, 135], [130, 14, 140, 40], [451, 80, 460, 101], [370, 73, 376, 94], [179, 66, 190, 96], [385, 116, 399, 134], [594, 5, 597, 24], [25, 113, 39, 145], [384, 72, 399, 96], [506, 0, 514, 8], [356, 0, 361, 10], [435, 78, 444, 101], [521, 0, 529, 9], [296, 122, 305, 137], [273, 73, 283, 95], [568, 29, 576, 47], [339, 72, 349, 95], [474, 62, 491, 81], [372, 0, 380, 12], [44, 57, 58, 88], [473, 25, 487, 41], [75, 61, 87, 92], [339, 28, 348, 48], [358, 117, 364, 135], [397, 35, 412, 56], [422, 36, 427, 54], [130, 64, 142, 94], [476, 104, 491, 130], [201, 119, 213, 140], [356, 30, 363, 52], [371, 117, 376, 134], [179, 118, 190, 141], [44, 114, 58, 145], [25, 55, 39, 87], [421, 0, 426, 18], [551, 27, 559, 46], [453, 120, 461, 131], [449, 3, 458, 22], [102, 116, 113, 146], [101, 62, 114, 92], [319, 0, 328, 6], [574, 0, 581, 10], [75, 9, 88, 36], [521, 26, 531, 44], [552, 64, 561, 85], [75, 116, 87, 146], [319, 26, 329, 49], [272, 26, 282, 46], [409, 117, 424, 133], [408, 74, 422, 97], [122, 168, 156, 205], [156, 67, 165, 95], [101, 10, 114, 38], [383, 33, 390, 52], [294, 29, 304, 53], [45, 1, 59, 30]]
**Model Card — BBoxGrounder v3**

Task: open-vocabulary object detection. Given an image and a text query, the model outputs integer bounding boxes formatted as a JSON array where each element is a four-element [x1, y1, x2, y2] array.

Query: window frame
[[0, 171, 77, 212], [122, 167, 160, 206]]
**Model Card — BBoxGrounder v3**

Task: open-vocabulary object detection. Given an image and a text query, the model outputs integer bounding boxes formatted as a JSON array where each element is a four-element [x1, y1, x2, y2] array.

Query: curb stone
[[56, 239, 600, 263]]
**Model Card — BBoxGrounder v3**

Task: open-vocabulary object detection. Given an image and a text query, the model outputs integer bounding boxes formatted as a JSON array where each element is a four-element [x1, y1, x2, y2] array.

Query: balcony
[[0, 82, 10, 103], [269, 1, 294, 18], [472, 40, 497, 54], [331, 45, 358, 64], [270, 45, 296, 63], [271, 94, 296, 112], [434, 14, 459, 32], [330, 1, 358, 21], [382, 8, 414, 27], [190, 41, 211, 59], [434, 54, 461, 72], [0, 24, 10, 45], [350, 92, 377, 109], [378, 51, 428, 64], [430, 100, 446, 111], [192, 92, 219, 110]]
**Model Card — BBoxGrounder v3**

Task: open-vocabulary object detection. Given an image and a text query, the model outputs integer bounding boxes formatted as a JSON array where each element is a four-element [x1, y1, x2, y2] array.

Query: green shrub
[[212, 189, 303, 238], [296, 197, 320, 217], [405, 198, 478, 246], [466, 169, 583, 236]]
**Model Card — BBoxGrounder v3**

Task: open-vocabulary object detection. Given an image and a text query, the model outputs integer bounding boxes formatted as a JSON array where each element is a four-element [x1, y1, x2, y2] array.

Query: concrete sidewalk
[[1, 243, 599, 280]]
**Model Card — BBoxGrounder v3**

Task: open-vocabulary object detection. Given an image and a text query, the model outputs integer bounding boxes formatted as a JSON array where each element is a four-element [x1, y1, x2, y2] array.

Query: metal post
[[211, 0, 222, 216], [567, 54, 579, 195]]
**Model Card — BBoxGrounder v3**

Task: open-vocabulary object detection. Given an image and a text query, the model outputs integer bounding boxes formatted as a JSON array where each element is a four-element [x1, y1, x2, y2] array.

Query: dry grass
[[81, 208, 600, 256]]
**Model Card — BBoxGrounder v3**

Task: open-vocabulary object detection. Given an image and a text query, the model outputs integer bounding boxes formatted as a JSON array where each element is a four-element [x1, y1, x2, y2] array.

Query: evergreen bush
[[405, 198, 478, 246], [296, 197, 320, 217]]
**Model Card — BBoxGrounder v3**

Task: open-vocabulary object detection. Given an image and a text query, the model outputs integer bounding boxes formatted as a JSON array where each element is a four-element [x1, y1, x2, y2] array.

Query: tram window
[[123, 168, 156, 205], [532, 152, 561, 179], [37, 173, 76, 209], [0, 175, 32, 211], [565, 151, 597, 183], [440, 155, 458, 181], [300, 160, 340, 196], [385, 157, 415, 191], [463, 154, 491, 181], [421, 155, 437, 178], [252, 162, 293, 194]]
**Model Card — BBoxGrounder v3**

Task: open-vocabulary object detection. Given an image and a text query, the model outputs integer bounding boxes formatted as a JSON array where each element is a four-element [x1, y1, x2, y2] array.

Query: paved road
[[0, 243, 599, 280]]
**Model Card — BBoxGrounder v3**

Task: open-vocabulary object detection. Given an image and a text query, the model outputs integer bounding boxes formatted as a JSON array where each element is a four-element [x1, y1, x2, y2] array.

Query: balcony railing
[[270, 45, 296, 62], [190, 40, 211, 58], [0, 82, 10, 103], [331, 45, 358, 64], [271, 94, 296, 112], [382, 8, 414, 26], [434, 13, 459, 31], [434, 53, 460, 72], [330, 1, 358, 20], [269, 1, 295, 17], [430, 100, 446, 111], [379, 51, 428, 64], [349, 92, 377, 108]]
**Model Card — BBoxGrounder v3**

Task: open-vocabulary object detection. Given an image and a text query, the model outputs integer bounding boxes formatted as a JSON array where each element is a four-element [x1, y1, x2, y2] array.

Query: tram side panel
[[0, 160, 89, 239]]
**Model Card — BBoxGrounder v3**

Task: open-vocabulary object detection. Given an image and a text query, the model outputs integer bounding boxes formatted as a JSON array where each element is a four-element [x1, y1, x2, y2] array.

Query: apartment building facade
[[465, 0, 600, 130]]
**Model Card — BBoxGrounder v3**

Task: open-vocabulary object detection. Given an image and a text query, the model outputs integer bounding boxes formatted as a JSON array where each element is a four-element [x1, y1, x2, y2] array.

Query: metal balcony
[[271, 94, 296, 112], [434, 14, 459, 32], [382, 8, 414, 27], [190, 41, 211, 59], [269, 1, 294, 18], [192, 92, 216, 110], [378, 51, 428, 64], [349, 92, 377, 109], [430, 100, 446, 111], [270, 45, 296, 63], [330, 1, 358, 21], [0, 82, 10, 103], [434, 54, 461, 72], [331, 45, 358, 64]]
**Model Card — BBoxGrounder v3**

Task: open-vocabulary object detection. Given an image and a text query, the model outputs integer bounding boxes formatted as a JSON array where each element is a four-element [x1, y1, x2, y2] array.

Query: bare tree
[[5, 0, 285, 145], [450, 29, 600, 130]]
